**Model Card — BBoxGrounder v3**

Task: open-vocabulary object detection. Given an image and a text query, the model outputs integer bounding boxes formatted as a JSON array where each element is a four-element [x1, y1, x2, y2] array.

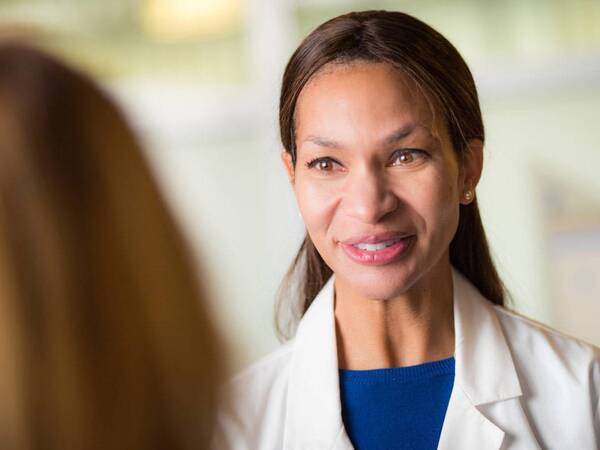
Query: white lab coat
[[213, 269, 600, 449]]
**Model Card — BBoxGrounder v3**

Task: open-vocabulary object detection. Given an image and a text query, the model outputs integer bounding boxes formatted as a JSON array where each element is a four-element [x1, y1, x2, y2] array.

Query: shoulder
[[492, 306, 600, 442], [212, 342, 295, 449], [493, 305, 600, 390], [493, 305, 600, 363]]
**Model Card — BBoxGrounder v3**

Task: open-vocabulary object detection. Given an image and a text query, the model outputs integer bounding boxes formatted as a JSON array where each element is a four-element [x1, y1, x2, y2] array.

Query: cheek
[[398, 167, 459, 233], [420, 168, 461, 239], [431, 172, 459, 209], [294, 178, 340, 237]]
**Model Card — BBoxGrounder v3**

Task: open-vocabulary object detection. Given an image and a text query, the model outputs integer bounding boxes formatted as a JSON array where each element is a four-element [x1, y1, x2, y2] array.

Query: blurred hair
[[0, 43, 220, 450], [276, 10, 504, 340]]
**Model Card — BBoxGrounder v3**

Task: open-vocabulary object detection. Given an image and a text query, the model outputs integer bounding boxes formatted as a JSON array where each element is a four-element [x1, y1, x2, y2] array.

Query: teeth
[[354, 239, 400, 251]]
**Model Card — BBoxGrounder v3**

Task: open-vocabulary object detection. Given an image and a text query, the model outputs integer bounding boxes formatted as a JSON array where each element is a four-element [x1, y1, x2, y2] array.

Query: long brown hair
[[276, 10, 504, 339], [0, 43, 220, 450]]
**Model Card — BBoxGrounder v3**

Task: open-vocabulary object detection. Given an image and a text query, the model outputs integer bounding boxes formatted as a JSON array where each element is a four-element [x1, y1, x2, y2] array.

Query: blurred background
[[1, 0, 599, 373]]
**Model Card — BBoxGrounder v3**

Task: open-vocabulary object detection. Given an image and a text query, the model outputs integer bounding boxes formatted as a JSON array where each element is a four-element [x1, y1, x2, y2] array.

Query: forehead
[[295, 61, 440, 143]]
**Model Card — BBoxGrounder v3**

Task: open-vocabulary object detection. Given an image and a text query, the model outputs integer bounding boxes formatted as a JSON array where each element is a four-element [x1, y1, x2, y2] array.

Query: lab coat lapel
[[438, 269, 525, 450], [284, 270, 539, 450], [438, 385, 505, 449], [283, 277, 352, 450]]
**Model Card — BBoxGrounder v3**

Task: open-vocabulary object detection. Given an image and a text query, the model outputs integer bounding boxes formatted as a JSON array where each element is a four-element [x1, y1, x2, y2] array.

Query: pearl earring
[[463, 190, 474, 203]]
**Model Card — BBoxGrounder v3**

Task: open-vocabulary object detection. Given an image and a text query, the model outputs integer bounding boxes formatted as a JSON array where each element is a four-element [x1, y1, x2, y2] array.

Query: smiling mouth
[[352, 238, 404, 252], [341, 235, 415, 266]]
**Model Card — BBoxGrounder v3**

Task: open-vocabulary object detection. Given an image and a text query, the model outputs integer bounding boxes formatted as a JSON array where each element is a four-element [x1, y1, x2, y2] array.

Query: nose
[[341, 167, 398, 224]]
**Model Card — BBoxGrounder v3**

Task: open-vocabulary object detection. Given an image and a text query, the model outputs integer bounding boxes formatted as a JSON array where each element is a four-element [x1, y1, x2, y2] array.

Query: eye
[[306, 157, 342, 172], [389, 149, 428, 166]]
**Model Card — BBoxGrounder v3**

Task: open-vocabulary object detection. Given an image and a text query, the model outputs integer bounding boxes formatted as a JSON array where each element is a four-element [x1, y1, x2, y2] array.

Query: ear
[[281, 151, 295, 184], [460, 138, 484, 204]]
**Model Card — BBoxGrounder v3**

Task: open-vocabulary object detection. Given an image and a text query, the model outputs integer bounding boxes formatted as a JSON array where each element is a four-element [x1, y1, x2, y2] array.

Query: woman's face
[[283, 62, 482, 300]]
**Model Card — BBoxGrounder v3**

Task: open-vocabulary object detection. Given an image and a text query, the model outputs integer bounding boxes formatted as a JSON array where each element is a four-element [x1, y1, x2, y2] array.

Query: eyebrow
[[302, 135, 341, 149], [382, 124, 417, 145], [302, 124, 420, 150]]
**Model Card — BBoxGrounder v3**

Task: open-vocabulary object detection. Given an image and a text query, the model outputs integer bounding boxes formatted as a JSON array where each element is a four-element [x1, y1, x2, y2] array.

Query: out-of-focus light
[[141, 0, 241, 41]]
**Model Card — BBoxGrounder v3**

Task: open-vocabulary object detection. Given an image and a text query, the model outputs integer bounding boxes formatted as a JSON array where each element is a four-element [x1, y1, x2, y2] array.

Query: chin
[[335, 263, 420, 301]]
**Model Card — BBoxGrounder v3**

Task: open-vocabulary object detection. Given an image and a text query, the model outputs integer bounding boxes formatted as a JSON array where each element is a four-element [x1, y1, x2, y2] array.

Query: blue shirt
[[339, 357, 455, 450]]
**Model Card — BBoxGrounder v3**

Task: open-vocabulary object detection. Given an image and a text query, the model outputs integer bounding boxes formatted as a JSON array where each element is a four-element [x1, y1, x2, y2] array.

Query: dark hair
[[276, 10, 504, 339], [0, 43, 220, 449]]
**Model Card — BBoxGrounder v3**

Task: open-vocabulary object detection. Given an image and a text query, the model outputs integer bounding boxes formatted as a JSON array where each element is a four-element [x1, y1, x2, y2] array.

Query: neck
[[334, 262, 455, 370]]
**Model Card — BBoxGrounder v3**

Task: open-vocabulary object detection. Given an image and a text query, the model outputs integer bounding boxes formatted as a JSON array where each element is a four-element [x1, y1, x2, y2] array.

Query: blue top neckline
[[339, 356, 455, 384]]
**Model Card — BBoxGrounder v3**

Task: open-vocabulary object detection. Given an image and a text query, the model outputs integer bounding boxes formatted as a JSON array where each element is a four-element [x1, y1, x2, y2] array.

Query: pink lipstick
[[340, 233, 414, 266]]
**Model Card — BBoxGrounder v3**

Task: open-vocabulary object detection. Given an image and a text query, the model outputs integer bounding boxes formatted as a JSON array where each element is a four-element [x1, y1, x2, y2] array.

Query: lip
[[341, 231, 412, 246], [340, 233, 415, 266]]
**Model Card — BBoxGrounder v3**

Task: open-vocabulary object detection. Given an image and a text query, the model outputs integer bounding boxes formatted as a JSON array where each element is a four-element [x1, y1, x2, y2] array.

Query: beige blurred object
[[141, 0, 242, 41]]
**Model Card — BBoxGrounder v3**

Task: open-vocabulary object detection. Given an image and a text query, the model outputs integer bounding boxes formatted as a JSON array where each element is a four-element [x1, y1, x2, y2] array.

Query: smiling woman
[[213, 10, 600, 450], [276, 22, 502, 343], [283, 62, 483, 310]]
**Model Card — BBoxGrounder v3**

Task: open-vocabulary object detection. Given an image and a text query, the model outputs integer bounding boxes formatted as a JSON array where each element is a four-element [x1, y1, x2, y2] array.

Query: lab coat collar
[[283, 277, 352, 449], [283, 268, 523, 450], [451, 269, 522, 405], [437, 269, 523, 450]]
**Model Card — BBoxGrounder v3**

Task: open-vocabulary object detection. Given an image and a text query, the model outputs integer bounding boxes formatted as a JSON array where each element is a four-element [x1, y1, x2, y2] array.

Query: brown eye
[[306, 157, 341, 172], [390, 149, 428, 166], [399, 152, 414, 163], [318, 160, 332, 170]]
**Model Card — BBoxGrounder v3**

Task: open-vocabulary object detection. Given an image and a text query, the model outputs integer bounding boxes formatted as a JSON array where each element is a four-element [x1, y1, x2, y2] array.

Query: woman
[[0, 43, 220, 450], [214, 10, 600, 450]]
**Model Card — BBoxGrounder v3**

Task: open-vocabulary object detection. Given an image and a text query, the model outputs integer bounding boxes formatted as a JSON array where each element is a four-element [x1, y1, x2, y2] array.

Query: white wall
[[480, 84, 600, 340]]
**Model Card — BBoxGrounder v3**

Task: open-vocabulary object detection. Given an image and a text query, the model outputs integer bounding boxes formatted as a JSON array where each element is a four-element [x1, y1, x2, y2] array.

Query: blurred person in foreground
[[0, 42, 220, 450]]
